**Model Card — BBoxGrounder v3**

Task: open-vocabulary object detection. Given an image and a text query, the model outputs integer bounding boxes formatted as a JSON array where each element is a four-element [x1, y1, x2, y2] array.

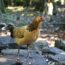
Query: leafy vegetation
[[0, 0, 46, 13]]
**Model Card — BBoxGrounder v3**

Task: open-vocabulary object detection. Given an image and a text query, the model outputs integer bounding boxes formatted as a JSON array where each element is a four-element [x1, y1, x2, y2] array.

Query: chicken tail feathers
[[6, 24, 14, 37]]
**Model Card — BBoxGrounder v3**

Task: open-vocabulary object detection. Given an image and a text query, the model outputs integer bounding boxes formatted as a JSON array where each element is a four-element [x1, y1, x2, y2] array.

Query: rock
[[55, 39, 65, 50], [42, 47, 64, 55], [48, 54, 65, 64]]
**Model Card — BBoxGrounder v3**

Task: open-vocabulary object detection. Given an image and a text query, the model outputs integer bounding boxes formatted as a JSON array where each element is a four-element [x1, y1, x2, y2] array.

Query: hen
[[6, 16, 44, 64]]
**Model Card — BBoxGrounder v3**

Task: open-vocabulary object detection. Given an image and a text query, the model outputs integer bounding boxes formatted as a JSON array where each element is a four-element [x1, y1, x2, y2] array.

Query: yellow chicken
[[6, 16, 44, 64]]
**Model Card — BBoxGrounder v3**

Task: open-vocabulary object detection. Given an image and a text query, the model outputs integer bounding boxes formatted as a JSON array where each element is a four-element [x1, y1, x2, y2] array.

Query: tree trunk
[[29, 0, 32, 6], [0, 0, 5, 13], [11, 0, 14, 6]]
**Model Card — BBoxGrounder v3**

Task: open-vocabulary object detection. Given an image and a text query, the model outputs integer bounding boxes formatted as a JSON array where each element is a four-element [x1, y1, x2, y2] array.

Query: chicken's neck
[[27, 22, 40, 31]]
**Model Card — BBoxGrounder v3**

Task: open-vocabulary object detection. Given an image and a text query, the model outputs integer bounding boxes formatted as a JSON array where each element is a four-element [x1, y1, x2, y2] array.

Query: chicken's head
[[32, 16, 45, 27], [37, 16, 44, 21], [27, 16, 45, 31]]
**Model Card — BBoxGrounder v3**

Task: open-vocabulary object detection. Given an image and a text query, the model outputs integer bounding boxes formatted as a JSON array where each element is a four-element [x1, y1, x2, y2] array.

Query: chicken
[[6, 16, 44, 46], [6, 16, 44, 64]]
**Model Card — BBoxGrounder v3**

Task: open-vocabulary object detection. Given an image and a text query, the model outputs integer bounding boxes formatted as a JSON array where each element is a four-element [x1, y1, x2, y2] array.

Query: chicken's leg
[[27, 45, 32, 58], [11, 47, 22, 65], [27, 44, 33, 65], [17, 46, 20, 60]]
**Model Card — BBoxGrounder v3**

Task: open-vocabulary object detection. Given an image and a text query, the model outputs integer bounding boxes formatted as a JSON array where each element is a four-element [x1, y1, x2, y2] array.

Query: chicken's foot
[[11, 46, 23, 65]]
